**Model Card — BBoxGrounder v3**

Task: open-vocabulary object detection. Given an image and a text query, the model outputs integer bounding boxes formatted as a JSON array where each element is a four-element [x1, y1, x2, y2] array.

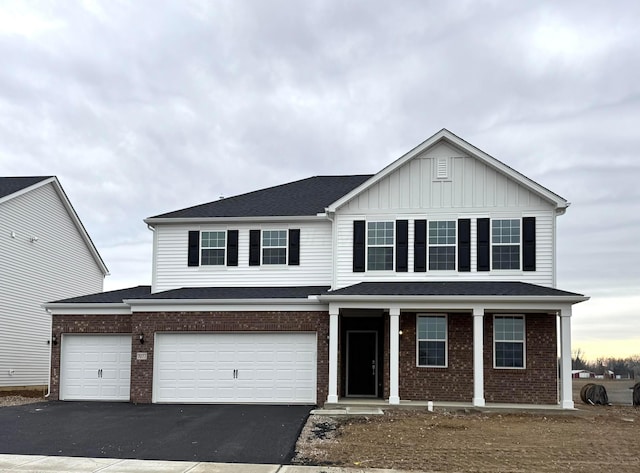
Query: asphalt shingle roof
[[326, 281, 584, 297], [0, 177, 51, 199], [149, 175, 372, 219], [141, 286, 330, 300], [50, 286, 152, 304]]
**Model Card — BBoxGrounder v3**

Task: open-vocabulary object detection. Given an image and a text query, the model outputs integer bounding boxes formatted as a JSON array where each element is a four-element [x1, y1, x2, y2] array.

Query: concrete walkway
[[0, 454, 413, 472]]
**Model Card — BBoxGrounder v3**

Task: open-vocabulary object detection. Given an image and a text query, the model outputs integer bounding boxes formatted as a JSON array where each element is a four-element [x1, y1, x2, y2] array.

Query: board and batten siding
[[341, 142, 551, 212], [0, 183, 105, 388], [333, 142, 558, 289], [152, 220, 333, 292]]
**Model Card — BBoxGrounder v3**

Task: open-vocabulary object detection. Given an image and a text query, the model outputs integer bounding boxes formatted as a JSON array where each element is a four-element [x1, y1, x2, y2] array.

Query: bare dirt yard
[[0, 389, 46, 408], [294, 379, 640, 472]]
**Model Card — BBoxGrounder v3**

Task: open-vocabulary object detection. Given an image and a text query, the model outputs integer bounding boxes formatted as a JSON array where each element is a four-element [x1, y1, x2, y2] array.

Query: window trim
[[493, 315, 526, 369], [491, 218, 522, 270], [366, 220, 395, 271], [416, 314, 448, 368], [427, 220, 457, 271], [261, 229, 288, 265], [200, 230, 227, 266]]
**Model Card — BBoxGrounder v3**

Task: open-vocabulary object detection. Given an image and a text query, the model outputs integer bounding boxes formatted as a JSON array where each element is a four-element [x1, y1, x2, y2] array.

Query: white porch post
[[389, 307, 400, 405], [560, 306, 574, 409], [472, 307, 485, 407], [327, 306, 339, 404]]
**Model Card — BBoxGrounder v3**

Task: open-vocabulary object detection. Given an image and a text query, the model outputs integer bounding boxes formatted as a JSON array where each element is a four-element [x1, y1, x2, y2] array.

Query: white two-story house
[[45, 129, 587, 408]]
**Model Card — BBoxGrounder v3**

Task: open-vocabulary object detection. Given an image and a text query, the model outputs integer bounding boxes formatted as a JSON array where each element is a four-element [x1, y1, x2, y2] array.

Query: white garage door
[[154, 332, 317, 404], [60, 335, 131, 401]]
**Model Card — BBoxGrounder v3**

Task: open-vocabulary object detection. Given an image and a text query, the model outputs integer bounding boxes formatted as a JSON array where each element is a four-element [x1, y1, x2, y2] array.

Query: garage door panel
[[61, 335, 131, 401], [154, 333, 316, 404]]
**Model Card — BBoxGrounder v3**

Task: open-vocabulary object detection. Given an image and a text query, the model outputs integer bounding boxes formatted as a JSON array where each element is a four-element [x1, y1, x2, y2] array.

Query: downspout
[[325, 210, 336, 290], [44, 308, 52, 398], [147, 224, 156, 293]]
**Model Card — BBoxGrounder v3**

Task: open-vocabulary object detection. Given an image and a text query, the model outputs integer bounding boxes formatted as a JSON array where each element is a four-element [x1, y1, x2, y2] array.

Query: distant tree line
[[572, 348, 639, 379]]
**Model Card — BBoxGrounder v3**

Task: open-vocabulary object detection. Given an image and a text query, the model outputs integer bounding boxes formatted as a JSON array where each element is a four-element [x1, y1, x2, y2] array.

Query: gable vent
[[436, 157, 449, 179]]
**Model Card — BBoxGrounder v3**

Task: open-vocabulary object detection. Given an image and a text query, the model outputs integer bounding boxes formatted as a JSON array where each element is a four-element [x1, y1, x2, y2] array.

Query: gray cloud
[[1, 0, 639, 356]]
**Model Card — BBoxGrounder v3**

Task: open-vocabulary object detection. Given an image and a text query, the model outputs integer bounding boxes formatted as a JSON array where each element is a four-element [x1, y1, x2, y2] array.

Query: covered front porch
[[318, 282, 588, 409]]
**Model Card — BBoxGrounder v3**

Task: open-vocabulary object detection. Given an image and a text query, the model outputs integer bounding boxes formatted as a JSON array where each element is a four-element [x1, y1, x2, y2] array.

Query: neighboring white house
[[0, 176, 108, 390], [46, 129, 588, 408]]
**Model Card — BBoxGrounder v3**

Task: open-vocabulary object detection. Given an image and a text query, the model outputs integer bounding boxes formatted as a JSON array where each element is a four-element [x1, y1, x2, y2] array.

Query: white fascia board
[[144, 215, 326, 226], [326, 129, 569, 212], [320, 294, 589, 305], [328, 299, 585, 312], [124, 298, 329, 313], [44, 303, 132, 315], [0, 177, 53, 205]]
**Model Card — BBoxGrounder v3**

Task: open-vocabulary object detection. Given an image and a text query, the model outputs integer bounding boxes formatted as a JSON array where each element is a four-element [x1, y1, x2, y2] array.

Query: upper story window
[[367, 221, 394, 270], [201, 231, 226, 265], [428, 221, 456, 270], [417, 315, 447, 367], [262, 230, 287, 265], [494, 315, 525, 368], [492, 219, 520, 270]]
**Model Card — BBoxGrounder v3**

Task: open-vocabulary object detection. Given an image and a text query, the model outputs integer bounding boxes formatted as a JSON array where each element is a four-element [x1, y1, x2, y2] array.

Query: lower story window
[[417, 315, 447, 367], [494, 315, 525, 368]]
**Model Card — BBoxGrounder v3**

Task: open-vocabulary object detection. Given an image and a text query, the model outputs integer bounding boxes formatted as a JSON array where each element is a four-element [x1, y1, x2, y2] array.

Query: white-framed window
[[367, 221, 394, 271], [417, 315, 447, 367], [492, 219, 520, 270], [201, 231, 226, 265], [494, 315, 525, 368], [262, 230, 287, 265], [428, 220, 456, 270]]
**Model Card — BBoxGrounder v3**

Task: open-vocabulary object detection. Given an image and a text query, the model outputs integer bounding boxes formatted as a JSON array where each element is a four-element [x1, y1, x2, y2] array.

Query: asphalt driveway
[[0, 401, 312, 464]]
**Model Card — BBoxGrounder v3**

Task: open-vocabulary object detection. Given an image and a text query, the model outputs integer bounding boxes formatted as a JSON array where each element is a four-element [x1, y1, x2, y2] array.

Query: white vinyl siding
[[153, 332, 316, 404], [335, 211, 554, 289], [0, 183, 105, 388], [153, 221, 332, 292]]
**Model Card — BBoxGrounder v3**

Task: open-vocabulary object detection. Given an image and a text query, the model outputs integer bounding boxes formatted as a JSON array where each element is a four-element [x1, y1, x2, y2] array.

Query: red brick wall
[[398, 313, 474, 401], [50, 315, 133, 400], [483, 314, 558, 404], [52, 311, 328, 404]]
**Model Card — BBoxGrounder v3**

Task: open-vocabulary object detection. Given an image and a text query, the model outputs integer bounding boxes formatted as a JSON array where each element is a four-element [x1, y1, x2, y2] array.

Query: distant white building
[[0, 177, 108, 390]]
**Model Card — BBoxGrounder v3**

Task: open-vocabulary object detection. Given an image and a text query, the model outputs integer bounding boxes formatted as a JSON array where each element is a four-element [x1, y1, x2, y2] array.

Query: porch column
[[472, 307, 485, 407], [559, 306, 574, 409], [389, 307, 400, 405], [327, 306, 339, 404]]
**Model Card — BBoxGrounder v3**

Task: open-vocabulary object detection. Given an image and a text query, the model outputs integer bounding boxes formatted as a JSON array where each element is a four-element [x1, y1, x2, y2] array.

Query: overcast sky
[[2, 1, 638, 360]]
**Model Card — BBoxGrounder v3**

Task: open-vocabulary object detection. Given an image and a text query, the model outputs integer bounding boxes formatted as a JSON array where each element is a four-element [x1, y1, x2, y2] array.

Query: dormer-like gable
[[327, 129, 568, 214]]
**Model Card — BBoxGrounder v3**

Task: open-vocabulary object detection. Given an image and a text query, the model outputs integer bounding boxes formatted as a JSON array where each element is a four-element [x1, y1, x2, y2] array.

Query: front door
[[346, 331, 378, 397]]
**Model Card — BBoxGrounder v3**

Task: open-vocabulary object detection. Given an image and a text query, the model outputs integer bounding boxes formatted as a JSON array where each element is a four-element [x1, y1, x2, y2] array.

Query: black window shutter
[[249, 230, 261, 266], [523, 217, 536, 271], [188, 231, 200, 267], [395, 220, 408, 272], [227, 230, 238, 266], [458, 219, 471, 272], [477, 218, 490, 271], [288, 229, 300, 266], [353, 220, 366, 272], [414, 219, 427, 272]]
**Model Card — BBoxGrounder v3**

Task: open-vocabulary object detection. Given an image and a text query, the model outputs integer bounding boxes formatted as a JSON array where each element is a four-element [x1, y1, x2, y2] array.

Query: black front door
[[346, 331, 378, 396]]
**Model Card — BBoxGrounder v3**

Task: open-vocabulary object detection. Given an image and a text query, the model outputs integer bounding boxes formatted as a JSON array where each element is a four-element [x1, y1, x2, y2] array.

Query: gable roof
[[327, 128, 570, 213], [1, 176, 109, 276], [146, 175, 372, 222], [0, 176, 51, 200]]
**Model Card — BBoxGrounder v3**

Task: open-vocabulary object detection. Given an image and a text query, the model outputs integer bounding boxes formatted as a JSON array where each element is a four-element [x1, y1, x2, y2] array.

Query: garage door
[[154, 332, 316, 404], [60, 335, 131, 401]]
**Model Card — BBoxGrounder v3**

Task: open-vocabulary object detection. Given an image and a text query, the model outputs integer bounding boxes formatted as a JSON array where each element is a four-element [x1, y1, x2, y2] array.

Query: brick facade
[[398, 313, 474, 402], [51, 310, 558, 406], [483, 313, 558, 404], [51, 311, 329, 405]]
